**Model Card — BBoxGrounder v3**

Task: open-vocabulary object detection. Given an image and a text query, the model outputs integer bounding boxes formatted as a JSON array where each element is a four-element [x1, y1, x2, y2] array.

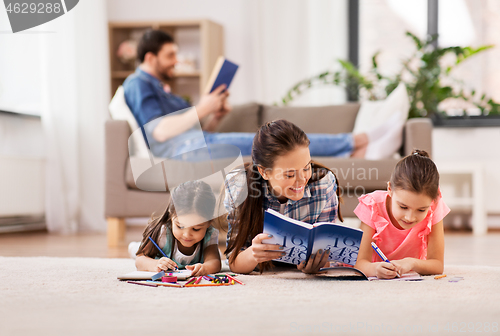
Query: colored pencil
[[185, 277, 197, 285], [185, 283, 231, 287], [371, 242, 400, 278], [151, 282, 183, 288], [148, 236, 178, 270], [194, 276, 202, 284], [127, 281, 158, 287], [225, 273, 245, 285]]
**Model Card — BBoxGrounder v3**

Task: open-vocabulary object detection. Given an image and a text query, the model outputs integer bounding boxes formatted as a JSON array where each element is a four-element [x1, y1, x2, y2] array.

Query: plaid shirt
[[224, 168, 339, 251]]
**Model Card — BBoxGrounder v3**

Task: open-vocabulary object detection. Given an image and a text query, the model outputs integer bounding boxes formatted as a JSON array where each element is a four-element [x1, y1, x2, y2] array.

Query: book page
[[310, 224, 363, 266], [263, 209, 312, 265]]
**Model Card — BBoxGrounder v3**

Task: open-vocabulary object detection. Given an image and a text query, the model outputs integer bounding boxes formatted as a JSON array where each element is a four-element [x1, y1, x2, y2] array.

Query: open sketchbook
[[316, 266, 422, 281], [117, 269, 192, 281]]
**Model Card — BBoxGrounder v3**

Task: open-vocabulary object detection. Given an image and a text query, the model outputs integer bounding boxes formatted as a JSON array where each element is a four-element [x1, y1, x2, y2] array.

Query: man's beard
[[156, 64, 174, 82]]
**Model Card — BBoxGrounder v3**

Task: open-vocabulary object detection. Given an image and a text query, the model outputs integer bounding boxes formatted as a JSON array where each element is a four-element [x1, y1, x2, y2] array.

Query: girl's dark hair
[[390, 149, 440, 200], [136, 180, 216, 259], [225, 119, 343, 270], [137, 29, 175, 63]]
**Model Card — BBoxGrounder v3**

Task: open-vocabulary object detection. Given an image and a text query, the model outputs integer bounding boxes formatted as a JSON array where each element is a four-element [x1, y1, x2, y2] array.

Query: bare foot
[[353, 133, 368, 148], [351, 144, 367, 158], [351, 133, 368, 158]]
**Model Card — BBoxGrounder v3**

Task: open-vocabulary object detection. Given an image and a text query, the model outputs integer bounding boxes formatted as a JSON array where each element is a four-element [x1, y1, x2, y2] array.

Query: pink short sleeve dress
[[354, 190, 450, 262]]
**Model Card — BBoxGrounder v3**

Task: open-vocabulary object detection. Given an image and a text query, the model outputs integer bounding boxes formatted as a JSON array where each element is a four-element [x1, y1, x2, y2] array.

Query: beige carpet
[[1, 257, 499, 336]]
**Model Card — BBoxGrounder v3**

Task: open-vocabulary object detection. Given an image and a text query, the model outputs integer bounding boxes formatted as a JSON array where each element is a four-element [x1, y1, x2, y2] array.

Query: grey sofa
[[105, 102, 432, 246]]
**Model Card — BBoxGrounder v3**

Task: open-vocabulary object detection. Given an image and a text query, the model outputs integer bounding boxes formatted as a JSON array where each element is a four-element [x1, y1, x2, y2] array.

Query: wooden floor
[[0, 227, 499, 266]]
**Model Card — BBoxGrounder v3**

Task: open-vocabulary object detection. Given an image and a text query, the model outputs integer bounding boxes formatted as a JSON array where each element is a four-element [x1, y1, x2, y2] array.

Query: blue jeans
[[151, 130, 354, 161]]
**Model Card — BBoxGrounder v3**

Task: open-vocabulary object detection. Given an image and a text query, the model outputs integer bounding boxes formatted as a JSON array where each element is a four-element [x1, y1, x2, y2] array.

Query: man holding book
[[123, 29, 252, 159]]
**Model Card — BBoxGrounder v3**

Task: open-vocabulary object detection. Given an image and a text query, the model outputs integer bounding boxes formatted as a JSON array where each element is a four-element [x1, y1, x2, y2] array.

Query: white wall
[[0, 10, 43, 116], [107, 0, 259, 104], [107, 0, 348, 106]]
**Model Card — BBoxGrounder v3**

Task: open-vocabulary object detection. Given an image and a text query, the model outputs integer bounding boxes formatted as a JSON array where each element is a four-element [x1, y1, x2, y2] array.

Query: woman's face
[[259, 145, 312, 203], [171, 213, 209, 248]]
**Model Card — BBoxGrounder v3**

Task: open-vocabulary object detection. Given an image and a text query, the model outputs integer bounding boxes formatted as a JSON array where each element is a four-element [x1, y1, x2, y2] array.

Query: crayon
[[434, 274, 447, 280]]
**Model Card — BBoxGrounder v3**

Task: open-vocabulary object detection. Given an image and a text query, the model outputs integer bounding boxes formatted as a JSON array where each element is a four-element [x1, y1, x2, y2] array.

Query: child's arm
[[355, 223, 399, 279], [391, 220, 445, 275], [135, 254, 178, 272], [185, 244, 221, 276]]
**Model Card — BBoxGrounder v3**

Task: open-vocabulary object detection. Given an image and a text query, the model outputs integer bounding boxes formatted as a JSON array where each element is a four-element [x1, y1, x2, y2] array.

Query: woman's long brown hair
[[225, 120, 343, 270]]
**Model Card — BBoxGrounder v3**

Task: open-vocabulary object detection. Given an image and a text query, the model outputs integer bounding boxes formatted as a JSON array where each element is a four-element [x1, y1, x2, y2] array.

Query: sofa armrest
[[105, 120, 131, 217], [404, 118, 433, 157]]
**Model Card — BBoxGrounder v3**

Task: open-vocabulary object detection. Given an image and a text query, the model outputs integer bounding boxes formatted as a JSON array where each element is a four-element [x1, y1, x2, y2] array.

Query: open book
[[203, 56, 239, 94], [262, 209, 363, 266]]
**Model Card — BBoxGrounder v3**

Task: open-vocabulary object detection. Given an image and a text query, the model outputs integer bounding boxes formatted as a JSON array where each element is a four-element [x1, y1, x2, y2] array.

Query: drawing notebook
[[263, 209, 363, 266], [367, 271, 423, 281], [204, 56, 239, 94]]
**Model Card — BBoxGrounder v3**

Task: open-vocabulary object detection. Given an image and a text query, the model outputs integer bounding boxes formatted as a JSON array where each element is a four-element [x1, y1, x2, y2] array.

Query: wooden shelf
[[108, 20, 224, 100], [111, 70, 134, 78], [173, 71, 200, 77], [111, 71, 200, 79]]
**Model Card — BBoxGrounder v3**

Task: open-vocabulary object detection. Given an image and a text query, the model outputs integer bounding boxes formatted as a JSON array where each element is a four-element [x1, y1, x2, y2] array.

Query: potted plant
[[281, 32, 499, 126]]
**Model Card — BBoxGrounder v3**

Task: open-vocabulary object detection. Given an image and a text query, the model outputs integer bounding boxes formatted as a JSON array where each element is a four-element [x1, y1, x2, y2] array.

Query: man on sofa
[[123, 30, 405, 160]]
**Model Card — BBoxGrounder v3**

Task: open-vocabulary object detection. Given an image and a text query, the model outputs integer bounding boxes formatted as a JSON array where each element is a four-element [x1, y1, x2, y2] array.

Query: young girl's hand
[[375, 262, 399, 279], [185, 263, 205, 277], [249, 233, 286, 263], [156, 257, 178, 272], [390, 258, 416, 276]]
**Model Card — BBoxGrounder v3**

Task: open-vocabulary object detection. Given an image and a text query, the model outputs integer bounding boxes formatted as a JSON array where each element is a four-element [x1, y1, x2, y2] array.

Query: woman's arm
[[229, 234, 285, 274], [392, 220, 445, 275], [354, 223, 399, 278]]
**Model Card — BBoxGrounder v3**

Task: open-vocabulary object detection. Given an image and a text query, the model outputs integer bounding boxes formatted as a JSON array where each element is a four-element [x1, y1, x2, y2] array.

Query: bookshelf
[[108, 20, 224, 103]]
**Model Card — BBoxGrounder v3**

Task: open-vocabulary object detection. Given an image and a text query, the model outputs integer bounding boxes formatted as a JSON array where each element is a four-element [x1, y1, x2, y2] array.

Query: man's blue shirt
[[123, 68, 190, 126]]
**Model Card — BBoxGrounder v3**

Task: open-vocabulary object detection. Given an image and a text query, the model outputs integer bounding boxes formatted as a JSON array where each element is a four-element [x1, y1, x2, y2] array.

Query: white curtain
[[40, 0, 109, 233], [249, 0, 348, 106]]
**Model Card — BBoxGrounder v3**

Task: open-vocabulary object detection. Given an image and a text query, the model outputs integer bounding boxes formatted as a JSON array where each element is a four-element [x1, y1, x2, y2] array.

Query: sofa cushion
[[214, 102, 261, 133], [261, 103, 360, 134], [126, 155, 253, 191]]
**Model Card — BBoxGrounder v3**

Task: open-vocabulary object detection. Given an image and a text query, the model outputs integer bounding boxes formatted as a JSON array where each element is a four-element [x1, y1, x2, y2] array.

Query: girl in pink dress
[[354, 150, 450, 279]]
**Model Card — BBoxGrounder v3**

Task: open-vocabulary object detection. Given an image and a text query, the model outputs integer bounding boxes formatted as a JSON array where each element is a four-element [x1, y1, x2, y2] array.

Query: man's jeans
[[150, 129, 354, 161]]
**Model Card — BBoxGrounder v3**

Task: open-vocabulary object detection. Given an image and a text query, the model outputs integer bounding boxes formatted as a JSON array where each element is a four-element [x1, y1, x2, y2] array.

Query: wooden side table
[[435, 161, 487, 235]]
